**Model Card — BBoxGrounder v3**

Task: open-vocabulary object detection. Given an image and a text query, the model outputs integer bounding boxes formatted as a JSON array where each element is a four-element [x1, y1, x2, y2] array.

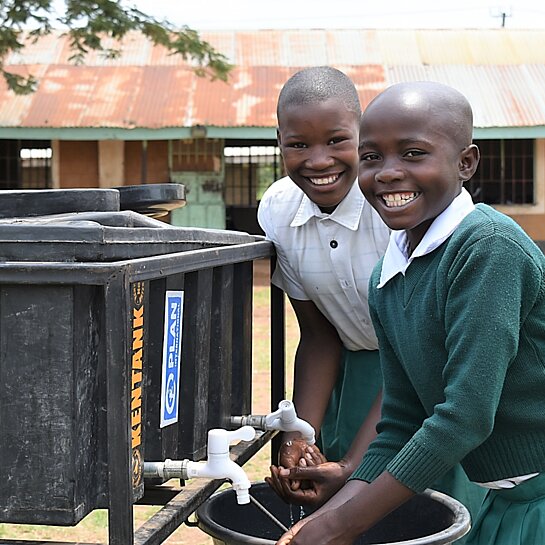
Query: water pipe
[[230, 399, 315, 445], [144, 425, 256, 504]]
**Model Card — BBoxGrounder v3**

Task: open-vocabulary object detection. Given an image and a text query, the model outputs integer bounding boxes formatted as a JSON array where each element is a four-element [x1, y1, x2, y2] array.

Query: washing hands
[[265, 437, 353, 508]]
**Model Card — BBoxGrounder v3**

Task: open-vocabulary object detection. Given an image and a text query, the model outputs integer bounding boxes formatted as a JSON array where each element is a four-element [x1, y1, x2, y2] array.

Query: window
[[0, 140, 52, 189], [468, 139, 534, 205], [171, 138, 223, 173], [223, 142, 284, 206]]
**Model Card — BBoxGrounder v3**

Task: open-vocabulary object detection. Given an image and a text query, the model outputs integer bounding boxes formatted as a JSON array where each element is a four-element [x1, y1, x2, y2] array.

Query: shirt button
[[330, 240, 338, 248]]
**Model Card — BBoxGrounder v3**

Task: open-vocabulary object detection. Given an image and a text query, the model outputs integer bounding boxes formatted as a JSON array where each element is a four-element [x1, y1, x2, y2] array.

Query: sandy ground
[[253, 256, 272, 286]]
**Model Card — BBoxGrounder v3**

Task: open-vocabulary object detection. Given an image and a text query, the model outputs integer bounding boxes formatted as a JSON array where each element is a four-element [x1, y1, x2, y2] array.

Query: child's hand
[[278, 438, 307, 468], [279, 438, 325, 467], [276, 519, 303, 545], [301, 443, 327, 466], [276, 509, 354, 545], [276, 439, 326, 491], [274, 458, 350, 508]]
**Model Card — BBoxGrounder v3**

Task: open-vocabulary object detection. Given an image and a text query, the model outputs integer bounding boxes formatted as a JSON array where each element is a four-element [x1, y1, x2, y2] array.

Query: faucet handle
[[207, 426, 256, 455], [264, 400, 316, 445], [264, 399, 295, 427]]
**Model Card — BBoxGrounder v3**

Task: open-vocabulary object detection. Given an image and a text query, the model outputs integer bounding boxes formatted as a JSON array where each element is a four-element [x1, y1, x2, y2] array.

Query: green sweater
[[351, 204, 545, 493]]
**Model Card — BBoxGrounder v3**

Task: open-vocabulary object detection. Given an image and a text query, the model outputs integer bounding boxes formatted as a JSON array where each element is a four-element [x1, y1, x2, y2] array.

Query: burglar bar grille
[[469, 139, 534, 205], [224, 143, 284, 206], [0, 139, 52, 189]]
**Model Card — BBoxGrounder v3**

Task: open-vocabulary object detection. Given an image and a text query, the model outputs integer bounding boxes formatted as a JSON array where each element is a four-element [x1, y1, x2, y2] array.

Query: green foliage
[[0, 0, 233, 94]]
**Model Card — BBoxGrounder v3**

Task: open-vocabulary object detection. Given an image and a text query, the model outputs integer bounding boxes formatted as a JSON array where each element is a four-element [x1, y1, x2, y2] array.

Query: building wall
[[58, 141, 99, 188], [57, 140, 170, 189], [123, 141, 169, 185], [498, 139, 545, 241], [98, 140, 124, 188], [51, 140, 60, 188]]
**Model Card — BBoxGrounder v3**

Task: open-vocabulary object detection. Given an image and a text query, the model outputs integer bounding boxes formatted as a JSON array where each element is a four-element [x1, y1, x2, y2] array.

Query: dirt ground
[[253, 255, 272, 286]]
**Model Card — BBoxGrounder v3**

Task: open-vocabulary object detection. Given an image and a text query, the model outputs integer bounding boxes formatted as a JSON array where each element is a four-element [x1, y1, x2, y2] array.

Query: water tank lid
[[0, 189, 120, 219], [116, 183, 186, 218]]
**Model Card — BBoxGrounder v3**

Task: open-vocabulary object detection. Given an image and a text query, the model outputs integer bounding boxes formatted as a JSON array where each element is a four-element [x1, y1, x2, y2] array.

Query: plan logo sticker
[[160, 290, 184, 428]]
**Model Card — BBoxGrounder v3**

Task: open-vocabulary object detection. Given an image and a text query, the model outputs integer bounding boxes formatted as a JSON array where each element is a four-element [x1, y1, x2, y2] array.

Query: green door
[[169, 173, 226, 229]]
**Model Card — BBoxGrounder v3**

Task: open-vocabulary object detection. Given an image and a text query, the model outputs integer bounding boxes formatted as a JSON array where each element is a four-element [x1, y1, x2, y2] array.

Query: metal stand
[[0, 245, 285, 545]]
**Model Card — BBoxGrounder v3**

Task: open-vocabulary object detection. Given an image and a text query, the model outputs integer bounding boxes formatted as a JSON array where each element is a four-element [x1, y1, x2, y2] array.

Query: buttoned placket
[[319, 218, 358, 300]]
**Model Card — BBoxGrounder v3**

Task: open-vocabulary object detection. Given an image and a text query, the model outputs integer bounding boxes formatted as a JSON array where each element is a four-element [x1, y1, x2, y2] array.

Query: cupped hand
[[267, 443, 350, 509], [272, 439, 326, 494], [278, 439, 326, 470], [274, 459, 351, 508]]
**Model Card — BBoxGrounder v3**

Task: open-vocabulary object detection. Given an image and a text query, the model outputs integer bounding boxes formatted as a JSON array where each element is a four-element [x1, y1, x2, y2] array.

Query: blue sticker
[[160, 290, 184, 428]]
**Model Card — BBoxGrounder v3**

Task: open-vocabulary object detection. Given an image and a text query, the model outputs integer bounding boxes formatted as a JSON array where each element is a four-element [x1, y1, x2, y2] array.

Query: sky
[[128, 0, 545, 30]]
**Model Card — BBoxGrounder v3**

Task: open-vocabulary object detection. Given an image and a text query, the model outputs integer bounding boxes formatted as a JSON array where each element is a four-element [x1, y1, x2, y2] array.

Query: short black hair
[[277, 66, 361, 121]]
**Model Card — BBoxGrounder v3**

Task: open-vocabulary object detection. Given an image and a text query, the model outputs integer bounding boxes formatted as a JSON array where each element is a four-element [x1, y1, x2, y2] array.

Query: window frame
[[468, 138, 535, 207]]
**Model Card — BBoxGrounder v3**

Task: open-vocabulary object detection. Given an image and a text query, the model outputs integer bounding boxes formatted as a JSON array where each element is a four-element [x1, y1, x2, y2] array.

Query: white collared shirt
[[378, 188, 475, 289], [258, 176, 390, 351]]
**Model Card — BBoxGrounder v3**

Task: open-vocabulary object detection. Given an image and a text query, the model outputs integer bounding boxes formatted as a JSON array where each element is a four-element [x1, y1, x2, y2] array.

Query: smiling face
[[278, 98, 360, 213], [358, 83, 479, 250]]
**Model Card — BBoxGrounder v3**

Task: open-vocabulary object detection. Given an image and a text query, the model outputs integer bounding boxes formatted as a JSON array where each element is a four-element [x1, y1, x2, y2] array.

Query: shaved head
[[277, 66, 361, 124], [364, 81, 474, 148]]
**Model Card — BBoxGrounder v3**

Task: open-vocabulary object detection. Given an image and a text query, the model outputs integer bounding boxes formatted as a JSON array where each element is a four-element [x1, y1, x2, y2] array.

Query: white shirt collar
[[378, 188, 475, 288], [291, 180, 364, 231]]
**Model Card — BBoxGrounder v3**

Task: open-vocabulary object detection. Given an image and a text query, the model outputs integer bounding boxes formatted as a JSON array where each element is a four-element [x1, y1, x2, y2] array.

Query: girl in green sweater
[[276, 81, 545, 545]]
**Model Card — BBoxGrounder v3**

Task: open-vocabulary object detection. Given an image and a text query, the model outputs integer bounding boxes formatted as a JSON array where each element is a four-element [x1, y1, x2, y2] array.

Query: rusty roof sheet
[[2, 29, 545, 131]]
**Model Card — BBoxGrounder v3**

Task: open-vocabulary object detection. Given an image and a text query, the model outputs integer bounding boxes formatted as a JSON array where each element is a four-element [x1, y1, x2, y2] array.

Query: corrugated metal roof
[[387, 64, 545, 127], [2, 29, 545, 133]]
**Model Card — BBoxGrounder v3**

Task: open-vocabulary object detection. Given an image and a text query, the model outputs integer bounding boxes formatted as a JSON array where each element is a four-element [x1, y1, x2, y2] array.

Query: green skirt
[[318, 349, 383, 462], [318, 349, 486, 544], [466, 473, 545, 545]]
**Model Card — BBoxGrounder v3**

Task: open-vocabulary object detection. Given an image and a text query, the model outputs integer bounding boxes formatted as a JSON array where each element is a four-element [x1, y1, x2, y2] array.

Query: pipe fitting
[[143, 426, 256, 505], [144, 459, 190, 481], [230, 400, 316, 445], [229, 415, 267, 429]]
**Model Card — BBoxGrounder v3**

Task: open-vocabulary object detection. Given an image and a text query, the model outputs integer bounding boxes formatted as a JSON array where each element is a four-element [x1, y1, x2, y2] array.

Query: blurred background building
[[1, 28, 545, 239]]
